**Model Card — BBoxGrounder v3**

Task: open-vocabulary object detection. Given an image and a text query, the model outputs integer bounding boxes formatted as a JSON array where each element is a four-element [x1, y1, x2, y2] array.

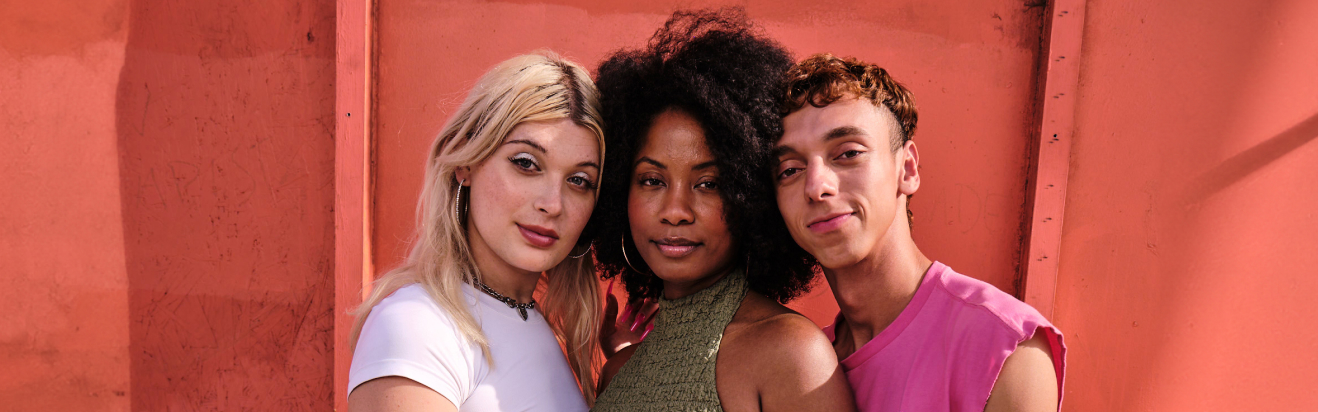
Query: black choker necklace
[[472, 279, 536, 321]]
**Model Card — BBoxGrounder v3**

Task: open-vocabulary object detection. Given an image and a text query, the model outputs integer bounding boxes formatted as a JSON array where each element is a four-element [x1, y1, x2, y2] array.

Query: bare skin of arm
[[717, 292, 857, 412], [597, 343, 638, 394], [983, 333, 1059, 412], [348, 377, 458, 412]]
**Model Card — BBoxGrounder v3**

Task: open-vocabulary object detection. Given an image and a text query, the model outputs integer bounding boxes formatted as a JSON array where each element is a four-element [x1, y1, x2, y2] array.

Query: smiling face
[[460, 118, 601, 275], [774, 97, 920, 269], [628, 110, 736, 294]]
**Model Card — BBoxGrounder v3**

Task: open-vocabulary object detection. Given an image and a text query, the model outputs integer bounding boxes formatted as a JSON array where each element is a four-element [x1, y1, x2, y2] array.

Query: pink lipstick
[[517, 224, 559, 248]]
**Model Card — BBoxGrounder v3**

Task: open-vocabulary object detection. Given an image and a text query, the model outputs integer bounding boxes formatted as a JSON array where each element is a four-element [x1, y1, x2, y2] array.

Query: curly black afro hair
[[586, 8, 819, 304]]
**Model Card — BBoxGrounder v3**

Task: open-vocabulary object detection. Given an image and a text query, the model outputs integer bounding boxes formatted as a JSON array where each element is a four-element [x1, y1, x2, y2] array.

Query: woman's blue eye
[[510, 154, 539, 171], [569, 175, 597, 189]]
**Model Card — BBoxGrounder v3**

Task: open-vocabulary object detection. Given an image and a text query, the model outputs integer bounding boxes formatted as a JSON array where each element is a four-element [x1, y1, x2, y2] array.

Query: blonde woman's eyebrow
[[504, 139, 547, 153]]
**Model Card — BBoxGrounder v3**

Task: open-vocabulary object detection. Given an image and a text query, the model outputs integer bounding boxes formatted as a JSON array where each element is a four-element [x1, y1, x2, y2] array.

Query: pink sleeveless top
[[824, 262, 1066, 411]]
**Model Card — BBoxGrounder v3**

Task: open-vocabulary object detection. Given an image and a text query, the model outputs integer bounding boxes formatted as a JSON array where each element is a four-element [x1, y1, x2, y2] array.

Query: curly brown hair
[[779, 53, 919, 227], [587, 8, 818, 304], [780, 53, 918, 151]]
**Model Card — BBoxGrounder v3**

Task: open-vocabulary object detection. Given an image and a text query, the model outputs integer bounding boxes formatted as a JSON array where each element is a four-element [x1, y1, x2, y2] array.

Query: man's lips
[[517, 224, 559, 248], [651, 237, 702, 258], [806, 212, 854, 233]]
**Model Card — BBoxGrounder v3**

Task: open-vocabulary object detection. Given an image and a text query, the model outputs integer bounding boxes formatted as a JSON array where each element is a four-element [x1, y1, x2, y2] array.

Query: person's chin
[[649, 265, 707, 285], [506, 246, 562, 272], [640, 256, 694, 278], [807, 242, 866, 270]]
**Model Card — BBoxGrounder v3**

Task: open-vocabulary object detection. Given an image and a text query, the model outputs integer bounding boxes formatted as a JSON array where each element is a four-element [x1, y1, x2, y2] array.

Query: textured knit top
[[592, 269, 748, 412]]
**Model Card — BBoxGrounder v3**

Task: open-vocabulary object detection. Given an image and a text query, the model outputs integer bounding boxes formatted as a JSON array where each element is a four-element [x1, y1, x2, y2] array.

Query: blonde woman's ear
[[454, 166, 471, 185]]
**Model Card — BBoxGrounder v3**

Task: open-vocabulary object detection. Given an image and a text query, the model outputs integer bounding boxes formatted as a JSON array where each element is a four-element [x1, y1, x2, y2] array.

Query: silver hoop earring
[[620, 234, 645, 273], [453, 179, 466, 226], [568, 243, 593, 259]]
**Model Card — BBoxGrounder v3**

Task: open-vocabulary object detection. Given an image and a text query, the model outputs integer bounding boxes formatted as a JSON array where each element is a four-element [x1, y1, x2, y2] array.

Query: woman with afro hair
[[588, 9, 856, 412]]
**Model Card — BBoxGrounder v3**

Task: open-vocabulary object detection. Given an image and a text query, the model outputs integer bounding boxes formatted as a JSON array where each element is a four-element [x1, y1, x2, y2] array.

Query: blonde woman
[[347, 52, 606, 412]]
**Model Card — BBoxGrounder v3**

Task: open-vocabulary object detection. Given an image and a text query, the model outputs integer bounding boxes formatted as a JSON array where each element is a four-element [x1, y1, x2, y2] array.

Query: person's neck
[[660, 264, 736, 300], [467, 228, 540, 303], [825, 229, 931, 353]]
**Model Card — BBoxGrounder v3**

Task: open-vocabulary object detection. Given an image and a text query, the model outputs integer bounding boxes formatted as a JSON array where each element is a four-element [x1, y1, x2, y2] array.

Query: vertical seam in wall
[[367, 0, 379, 294], [1015, 0, 1051, 301], [1019, 0, 1086, 320], [334, 0, 371, 409]]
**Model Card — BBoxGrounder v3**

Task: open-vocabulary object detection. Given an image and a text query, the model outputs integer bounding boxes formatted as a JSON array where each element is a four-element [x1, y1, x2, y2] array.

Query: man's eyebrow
[[772, 145, 798, 158], [824, 126, 867, 141], [774, 126, 869, 158], [504, 139, 547, 153], [635, 156, 665, 169]]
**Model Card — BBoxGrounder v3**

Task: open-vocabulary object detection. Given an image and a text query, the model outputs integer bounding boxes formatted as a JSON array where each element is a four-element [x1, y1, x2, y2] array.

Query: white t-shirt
[[348, 283, 588, 411]]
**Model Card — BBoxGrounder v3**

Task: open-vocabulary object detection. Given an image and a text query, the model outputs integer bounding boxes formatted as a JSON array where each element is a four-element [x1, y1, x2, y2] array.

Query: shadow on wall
[[1181, 111, 1318, 206], [113, 0, 337, 409]]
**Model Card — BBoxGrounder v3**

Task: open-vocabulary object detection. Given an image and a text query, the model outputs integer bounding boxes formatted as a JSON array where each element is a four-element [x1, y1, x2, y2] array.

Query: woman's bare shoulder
[[726, 292, 834, 363], [719, 292, 856, 412]]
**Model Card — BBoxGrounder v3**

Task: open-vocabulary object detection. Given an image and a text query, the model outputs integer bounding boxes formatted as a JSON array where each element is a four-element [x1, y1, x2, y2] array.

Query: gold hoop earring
[[620, 234, 646, 273], [568, 243, 594, 259], [453, 179, 466, 226]]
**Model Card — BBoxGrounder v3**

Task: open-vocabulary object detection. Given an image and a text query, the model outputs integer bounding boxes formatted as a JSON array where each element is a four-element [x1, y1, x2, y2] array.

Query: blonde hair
[[350, 52, 605, 404]]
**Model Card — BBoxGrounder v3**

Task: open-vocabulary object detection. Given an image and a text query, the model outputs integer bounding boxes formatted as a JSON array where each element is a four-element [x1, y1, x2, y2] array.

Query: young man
[[772, 54, 1066, 411]]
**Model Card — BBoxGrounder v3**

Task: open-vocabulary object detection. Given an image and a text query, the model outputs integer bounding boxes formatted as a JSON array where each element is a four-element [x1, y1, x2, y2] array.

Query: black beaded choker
[[472, 279, 536, 321]]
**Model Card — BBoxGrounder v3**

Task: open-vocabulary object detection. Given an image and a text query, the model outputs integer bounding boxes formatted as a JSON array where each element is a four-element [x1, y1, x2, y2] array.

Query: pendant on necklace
[[472, 279, 535, 321]]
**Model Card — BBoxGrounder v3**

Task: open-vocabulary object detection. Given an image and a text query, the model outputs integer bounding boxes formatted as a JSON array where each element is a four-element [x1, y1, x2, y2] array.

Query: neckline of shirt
[[838, 260, 946, 370], [459, 281, 546, 324]]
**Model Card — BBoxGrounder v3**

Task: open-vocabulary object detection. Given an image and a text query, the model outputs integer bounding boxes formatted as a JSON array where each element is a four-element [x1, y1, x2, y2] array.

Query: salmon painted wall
[[1, 1, 132, 409], [2, 0, 338, 410], [9, 0, 1315, 409], [370, 0, 1047, 326], [1053, 0, 1318, 410]]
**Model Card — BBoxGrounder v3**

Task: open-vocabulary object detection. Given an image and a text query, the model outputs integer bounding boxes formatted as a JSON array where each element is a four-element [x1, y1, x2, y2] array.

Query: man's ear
[[898, 140, 920, 196]]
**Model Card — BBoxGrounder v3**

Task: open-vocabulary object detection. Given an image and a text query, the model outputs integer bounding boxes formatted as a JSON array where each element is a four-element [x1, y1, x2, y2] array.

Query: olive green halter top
[[592, 269, 748, 412]]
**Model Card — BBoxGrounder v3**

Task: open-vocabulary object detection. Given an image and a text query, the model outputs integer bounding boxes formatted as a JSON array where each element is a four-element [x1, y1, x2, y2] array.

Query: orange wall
[[1053, 0, 1318, 410], [7, 0, 1317, 410], [370, 0, 1047, 326], [1, 1, 132, 409], [2, 0, 338, 410]]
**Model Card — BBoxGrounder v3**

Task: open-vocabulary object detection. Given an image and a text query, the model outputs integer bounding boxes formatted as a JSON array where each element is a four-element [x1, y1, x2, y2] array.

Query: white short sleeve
[[348, 284, 482, 406]]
